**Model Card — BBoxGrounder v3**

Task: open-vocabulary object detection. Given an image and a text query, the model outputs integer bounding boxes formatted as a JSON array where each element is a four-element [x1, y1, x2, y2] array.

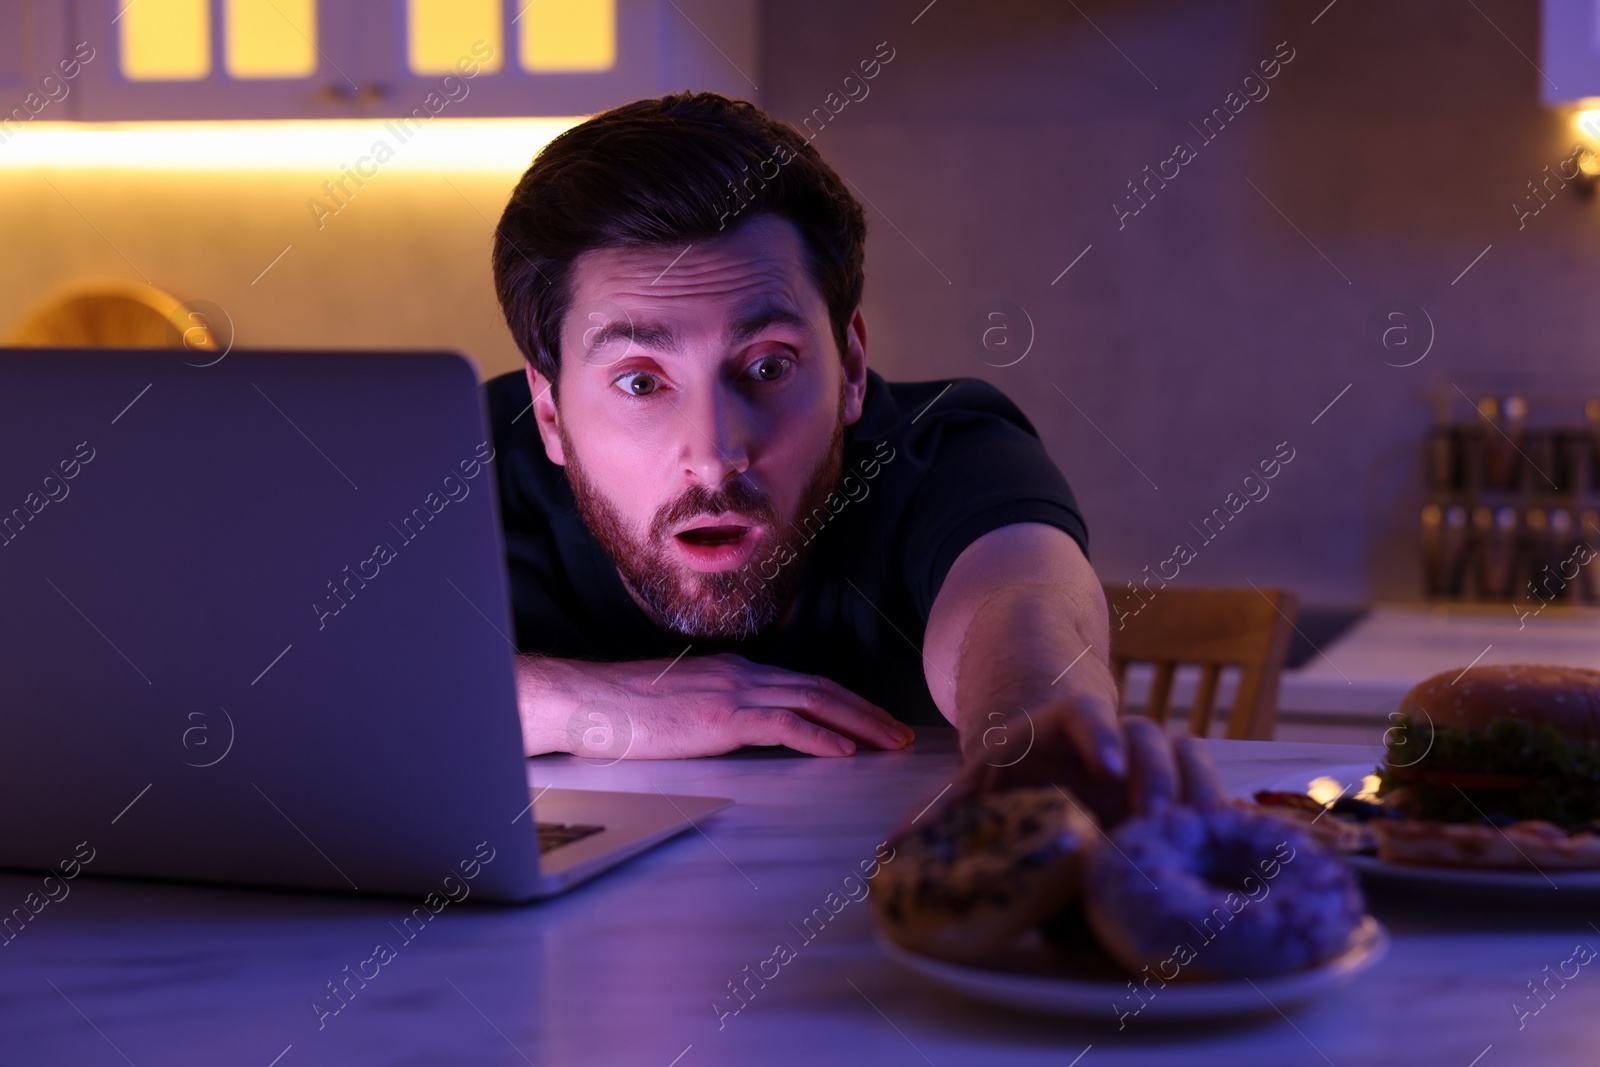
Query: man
[[486, 92, 1215, 819]]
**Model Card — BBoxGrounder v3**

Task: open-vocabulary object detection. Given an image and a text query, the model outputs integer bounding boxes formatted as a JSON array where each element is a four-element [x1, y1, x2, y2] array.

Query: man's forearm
[[923, 525, 1219, 817], [510, 650, 913, 760], [514, 654, 585, 756], [945, 582, 1116, 759], [921, 524, 1118, 763]]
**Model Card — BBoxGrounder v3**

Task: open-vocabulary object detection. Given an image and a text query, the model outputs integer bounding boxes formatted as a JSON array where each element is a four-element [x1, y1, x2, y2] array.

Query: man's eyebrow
[[584, 320, 675, 355], [727, 301, 813, 346], [579, 300, 810, 356]]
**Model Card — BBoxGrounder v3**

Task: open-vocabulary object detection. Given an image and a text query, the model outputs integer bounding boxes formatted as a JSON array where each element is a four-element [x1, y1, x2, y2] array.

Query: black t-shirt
[[485, 368, 1089, 726]]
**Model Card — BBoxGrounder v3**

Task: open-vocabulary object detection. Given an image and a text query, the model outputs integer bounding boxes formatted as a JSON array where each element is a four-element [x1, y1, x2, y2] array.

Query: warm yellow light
[[121, 0, 211, 81], [408, 0, 504, 75], [1305, 773, 1380, 806], [521, 0, 616, 72], [225, 0, 318, 79], [0, 119, 580, 173], [1575, 109, 1600, 169], [1306, 776, 1346, 806]]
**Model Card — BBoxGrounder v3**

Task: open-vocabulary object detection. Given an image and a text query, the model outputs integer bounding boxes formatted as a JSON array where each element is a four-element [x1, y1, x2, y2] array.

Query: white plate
[[1238, 762, 1600, 893], [875, 916, 1388, 1022]]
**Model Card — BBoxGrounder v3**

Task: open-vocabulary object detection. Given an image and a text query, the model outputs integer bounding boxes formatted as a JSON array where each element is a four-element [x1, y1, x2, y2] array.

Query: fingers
[[809, 675, 914, 748], [1055, 689, 1126, 778], [946, 698, 1227, 827], [734, 707, 856, 757], [640, 656, 912, 758], [749, 681, 913, 751], [1125, 722, 1229, 815], [1124, 716, 1179, 816], [1174, 735, 1229, 810], [813, 675, 915, 745]]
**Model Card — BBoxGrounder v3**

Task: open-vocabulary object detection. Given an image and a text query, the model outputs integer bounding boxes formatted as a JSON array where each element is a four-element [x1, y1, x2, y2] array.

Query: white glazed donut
[[1085, 804, 1364, 979]]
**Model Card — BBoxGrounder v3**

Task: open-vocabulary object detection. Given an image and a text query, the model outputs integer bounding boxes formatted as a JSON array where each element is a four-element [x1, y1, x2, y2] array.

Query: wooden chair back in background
[[1102, 584, 1299, 741]]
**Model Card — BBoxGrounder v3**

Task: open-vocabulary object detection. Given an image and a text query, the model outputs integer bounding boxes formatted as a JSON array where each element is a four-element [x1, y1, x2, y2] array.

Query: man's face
[[526, 215, 868, 639]]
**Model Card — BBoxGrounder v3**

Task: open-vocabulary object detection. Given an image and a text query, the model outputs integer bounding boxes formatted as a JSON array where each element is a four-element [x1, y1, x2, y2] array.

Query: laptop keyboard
[[536, 821, 605, 853]]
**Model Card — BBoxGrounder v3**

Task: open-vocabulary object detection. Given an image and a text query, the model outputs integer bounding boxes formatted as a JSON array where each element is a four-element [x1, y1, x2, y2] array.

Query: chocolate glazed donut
[[872, 787, 1099, 964]]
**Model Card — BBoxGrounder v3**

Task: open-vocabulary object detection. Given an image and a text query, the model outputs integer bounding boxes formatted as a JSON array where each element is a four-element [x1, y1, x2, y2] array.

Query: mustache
[[650, 477, 778, 541]]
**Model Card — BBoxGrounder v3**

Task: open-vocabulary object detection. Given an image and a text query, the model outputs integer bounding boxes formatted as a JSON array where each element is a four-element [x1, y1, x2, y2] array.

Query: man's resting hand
[[515, 652, 915, 759]]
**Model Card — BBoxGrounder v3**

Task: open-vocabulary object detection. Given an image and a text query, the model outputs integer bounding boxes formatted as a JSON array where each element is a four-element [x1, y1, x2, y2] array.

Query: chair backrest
[[1102, 584, 1298, 741]]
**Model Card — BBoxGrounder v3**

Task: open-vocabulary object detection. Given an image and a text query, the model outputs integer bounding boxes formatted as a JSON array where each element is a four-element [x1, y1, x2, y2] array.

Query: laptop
[[0, 349, 730, 903]]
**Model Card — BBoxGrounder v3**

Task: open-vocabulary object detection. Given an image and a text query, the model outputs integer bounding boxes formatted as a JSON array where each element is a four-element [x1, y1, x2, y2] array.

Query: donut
[[1084, 805, 1364, 979], [872, 787, 1099, 964]]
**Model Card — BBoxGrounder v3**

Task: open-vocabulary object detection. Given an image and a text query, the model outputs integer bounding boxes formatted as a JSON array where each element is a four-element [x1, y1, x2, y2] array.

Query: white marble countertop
[[3, 730, 1596, 1066], [1125, 601, 1600, 724], [1282, 602, 1600, 719]]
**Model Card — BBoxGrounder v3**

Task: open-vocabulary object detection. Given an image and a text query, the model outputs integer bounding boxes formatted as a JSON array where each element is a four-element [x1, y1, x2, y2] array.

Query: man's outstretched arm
[[922, 522, 1219, 819]]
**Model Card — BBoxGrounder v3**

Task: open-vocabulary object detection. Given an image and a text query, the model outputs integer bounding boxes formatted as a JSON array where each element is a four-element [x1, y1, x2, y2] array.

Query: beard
[[561, 396, 846, 641]]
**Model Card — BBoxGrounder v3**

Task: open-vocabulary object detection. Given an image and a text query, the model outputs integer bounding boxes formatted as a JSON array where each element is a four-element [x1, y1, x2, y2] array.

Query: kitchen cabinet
[[0, 0, 758, 121]]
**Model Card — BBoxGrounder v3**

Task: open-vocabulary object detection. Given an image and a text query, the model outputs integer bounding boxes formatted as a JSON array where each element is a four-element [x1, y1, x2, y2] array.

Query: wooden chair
[[1102, 584, 1299, 741]]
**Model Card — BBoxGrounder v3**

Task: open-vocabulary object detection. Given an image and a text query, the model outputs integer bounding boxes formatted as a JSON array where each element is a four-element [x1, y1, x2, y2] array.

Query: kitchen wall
[[1, 0, 1591, 606], [763, 0, 1600, 607], [0, 163, 523, 386]]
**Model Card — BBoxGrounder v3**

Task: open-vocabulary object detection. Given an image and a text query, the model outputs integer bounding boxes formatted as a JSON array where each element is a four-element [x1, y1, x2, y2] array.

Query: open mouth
[[675, 524, 751, 547], [667, 512, 767, 571]]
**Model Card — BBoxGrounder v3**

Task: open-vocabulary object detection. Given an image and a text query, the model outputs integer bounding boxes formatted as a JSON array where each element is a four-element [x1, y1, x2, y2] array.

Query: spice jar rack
[[1421, 394, 1600, 603]]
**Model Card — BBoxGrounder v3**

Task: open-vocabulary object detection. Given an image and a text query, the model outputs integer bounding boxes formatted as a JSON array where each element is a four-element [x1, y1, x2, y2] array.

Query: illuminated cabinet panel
[[64, 0, 760, 120], [225, 0, 319, 79], [520, 0, 616, 72], [120, 0, 211, 81], [407, 0, 503, 74]]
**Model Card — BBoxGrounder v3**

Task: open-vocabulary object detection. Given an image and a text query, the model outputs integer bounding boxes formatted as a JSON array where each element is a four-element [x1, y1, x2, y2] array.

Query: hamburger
[[1373, 664, 1600, 868]]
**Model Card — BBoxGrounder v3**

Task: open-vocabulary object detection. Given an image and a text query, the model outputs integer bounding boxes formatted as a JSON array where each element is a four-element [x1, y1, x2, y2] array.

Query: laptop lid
[[0, 349, 544, 902]]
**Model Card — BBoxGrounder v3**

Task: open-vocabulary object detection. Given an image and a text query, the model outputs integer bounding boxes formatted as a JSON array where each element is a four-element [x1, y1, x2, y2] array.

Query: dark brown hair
[[491, 92, 866, 394]]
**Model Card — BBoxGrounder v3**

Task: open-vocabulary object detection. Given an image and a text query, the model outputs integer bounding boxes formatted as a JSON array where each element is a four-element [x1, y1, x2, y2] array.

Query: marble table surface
[[3, 729, 1597, 1066], [1280, 601, 1600, 716], [1124, 601, 1600, 723]]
